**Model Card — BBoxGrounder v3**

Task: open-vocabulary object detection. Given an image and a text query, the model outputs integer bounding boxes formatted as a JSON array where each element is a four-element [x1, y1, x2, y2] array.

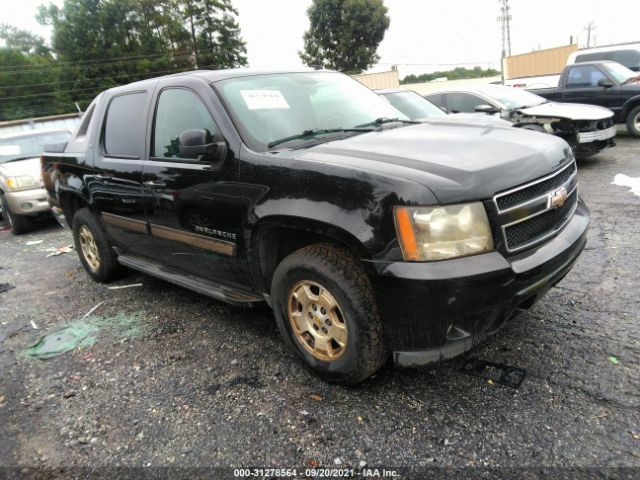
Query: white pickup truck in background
[[504, 42, 640, 89]]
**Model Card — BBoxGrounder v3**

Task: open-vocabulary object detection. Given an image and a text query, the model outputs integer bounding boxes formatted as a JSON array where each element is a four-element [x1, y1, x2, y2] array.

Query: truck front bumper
[[370, 199, 589, 366], [4, 188, 51, 216]]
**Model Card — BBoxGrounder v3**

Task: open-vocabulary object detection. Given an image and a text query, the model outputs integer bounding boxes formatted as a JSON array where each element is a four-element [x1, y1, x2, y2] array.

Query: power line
[[1, 64, 217, 102], [1, 65, 199, 90], [378, 61, 496, 67], [0, 49, 197, 71], [0, 52, 196, 76]]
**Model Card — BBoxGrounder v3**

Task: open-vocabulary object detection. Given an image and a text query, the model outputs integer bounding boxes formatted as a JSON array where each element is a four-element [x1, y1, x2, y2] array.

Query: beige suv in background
[[0, 129, 71, 234]]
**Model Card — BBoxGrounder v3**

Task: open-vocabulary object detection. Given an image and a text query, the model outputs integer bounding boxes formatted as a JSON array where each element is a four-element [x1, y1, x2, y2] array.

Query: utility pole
[[497, 0, 512, 83], [584, 22, 596, 48]]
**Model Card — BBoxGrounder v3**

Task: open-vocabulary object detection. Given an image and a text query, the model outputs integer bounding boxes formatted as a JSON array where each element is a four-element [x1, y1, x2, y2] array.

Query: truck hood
[[519, 101, 613, 120], [0, 156, 42, 178], [298, 123, 571, 204]]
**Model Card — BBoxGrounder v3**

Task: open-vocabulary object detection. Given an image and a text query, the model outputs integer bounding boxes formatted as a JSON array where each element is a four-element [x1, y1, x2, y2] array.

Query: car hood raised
[[298, 123, 572, 204], [520, 101, 613, 120], [0, 157, 41, 178]]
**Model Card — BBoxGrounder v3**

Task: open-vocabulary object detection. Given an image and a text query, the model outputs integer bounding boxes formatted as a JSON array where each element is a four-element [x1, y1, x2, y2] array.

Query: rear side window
[[575, 52, 614, 63], [613, 50, 640, 70], [447, 93, 485, 113], [426, 93, 445, 108], [103, 92, 147, 158]]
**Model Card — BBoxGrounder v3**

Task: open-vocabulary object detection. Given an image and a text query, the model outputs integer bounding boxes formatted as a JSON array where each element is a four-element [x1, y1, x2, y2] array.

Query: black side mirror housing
[[178, 129, 227, 161], [474, 104, 500, 114], [597, 78, 614, 88]]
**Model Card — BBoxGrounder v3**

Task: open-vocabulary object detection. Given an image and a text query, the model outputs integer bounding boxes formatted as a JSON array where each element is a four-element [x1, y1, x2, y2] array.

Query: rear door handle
[[144, 180, 166, 188]]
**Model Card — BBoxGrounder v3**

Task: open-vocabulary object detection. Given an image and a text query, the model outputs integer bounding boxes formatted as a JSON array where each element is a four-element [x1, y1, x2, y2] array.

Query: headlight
[[394, 203, 494, 261], [6, 175, 38, 190]]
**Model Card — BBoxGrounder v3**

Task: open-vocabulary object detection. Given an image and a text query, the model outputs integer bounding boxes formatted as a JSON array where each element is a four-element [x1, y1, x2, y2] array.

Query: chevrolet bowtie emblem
[[549, 187, 568, 209]]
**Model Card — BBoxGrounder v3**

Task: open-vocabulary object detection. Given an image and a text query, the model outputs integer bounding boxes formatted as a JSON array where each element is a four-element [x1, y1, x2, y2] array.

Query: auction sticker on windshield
[[241, 90, 290, 110]]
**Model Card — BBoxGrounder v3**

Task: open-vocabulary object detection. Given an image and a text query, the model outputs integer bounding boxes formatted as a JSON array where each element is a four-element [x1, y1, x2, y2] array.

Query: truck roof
[[104, 68, 331, 95]]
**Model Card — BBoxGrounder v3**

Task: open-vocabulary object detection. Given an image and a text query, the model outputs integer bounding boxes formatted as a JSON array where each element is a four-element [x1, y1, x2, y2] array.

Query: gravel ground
[[1, 134, 639, 478]]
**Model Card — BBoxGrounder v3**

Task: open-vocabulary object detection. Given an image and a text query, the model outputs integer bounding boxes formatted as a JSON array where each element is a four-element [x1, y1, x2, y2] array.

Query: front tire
[[0, 194, 31, 235], [72, 208, 122, 282], [271, 244, 386, 384], [626, 105, 640, 138]]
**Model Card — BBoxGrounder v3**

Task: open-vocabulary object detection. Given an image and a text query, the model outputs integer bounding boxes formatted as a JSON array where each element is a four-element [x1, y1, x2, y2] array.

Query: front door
[[560, 64, 621, 111], [141, 85, 250, 288]]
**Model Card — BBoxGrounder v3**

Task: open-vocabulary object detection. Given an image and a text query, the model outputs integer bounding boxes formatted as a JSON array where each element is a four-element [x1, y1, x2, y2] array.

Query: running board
[[117, 254, 264, 307]]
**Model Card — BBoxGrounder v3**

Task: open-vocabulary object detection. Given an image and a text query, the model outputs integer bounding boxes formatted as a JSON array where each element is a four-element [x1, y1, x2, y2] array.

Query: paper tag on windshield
[[241, 90, 290, 110]]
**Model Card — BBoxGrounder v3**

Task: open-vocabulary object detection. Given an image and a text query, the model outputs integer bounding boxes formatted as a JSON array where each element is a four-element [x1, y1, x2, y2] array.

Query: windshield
[[0, 131, 70, 164], [602, 62, 637, 83], [480, 85, 547, 110], [215, 71, 408, 152], [380, 91, 447, 120]]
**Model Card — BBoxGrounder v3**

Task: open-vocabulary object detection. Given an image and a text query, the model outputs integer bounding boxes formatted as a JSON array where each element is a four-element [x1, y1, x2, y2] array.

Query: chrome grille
[[504, 189, 578, 250], [496, 162, 576, 210], [494, 160, 578, 253]]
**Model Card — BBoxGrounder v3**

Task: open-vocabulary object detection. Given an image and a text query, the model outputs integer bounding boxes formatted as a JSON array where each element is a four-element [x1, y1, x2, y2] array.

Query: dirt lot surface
[[1, 134, 639, 479]]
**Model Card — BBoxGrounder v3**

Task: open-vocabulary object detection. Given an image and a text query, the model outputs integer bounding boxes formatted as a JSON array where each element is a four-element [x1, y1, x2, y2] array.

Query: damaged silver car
[[425, 84, 616, 158]]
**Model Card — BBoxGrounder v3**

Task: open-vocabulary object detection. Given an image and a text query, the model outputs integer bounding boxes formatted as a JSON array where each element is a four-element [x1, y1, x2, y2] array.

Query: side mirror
[[474, 104, 500, 114], [597, 78, 614, 88], [178, 129, 227, 161]]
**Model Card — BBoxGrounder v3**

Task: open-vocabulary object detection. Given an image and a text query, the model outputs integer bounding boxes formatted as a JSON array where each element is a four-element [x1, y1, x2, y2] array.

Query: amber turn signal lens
[[394, 206, 420, 261]]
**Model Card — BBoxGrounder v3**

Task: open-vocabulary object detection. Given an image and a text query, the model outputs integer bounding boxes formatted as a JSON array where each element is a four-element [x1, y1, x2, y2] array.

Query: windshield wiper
[[622, 75, 640, 85], [267, 128, 368, 149], [355, 117, 420, 128]]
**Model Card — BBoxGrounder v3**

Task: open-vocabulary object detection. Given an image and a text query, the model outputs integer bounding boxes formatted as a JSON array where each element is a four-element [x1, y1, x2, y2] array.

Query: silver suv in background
[[0, 129, 71, 234]]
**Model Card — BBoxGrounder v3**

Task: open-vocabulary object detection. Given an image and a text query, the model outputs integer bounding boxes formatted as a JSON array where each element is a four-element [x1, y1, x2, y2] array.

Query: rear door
[[140, 78, 251, 287], [89, 90, 152, 255]]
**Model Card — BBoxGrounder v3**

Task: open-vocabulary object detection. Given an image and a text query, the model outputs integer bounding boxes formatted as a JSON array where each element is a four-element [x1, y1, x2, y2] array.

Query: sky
[[3, 0, 639, 79]]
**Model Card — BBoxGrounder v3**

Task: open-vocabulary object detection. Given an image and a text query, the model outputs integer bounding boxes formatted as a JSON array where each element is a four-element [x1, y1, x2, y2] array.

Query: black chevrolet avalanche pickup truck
[[531, 61, 640, 137], [42, 69, 589, 384]]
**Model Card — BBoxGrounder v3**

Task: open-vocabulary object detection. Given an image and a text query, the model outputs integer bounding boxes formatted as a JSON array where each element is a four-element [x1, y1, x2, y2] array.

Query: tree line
[[1, 0, 499, 122], [0, 0, 247, 121], [401, 66, 500, 85]]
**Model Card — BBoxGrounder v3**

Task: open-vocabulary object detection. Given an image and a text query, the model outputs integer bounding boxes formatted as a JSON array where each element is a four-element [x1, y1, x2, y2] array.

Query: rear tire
[[0, 194, 31, 235], [626, 105, 640, 138], [271, 244, 386, 384], [72, 208, 122, 282]]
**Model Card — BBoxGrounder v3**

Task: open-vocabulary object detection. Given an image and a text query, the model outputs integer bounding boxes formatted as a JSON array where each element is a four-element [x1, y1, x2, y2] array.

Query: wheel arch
[[249, 215, 374, 297], [622, 95, 640, 119], [57, 188, 92, 226]]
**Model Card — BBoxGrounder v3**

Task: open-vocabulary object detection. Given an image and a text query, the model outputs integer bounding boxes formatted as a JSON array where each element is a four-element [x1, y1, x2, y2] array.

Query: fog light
[[21, 202, 34, 211]]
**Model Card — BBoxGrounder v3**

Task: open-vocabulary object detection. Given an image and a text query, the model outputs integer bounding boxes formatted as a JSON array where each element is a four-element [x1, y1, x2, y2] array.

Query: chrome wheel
[[635, 111, 640, 130], [288, 281, 348, 361], [79, 225, 101, 271]]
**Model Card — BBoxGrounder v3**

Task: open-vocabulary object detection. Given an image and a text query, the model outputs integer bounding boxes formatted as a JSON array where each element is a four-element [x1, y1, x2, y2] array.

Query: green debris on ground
[[24, 310, 147, 360], [608, 355, 620, 365]]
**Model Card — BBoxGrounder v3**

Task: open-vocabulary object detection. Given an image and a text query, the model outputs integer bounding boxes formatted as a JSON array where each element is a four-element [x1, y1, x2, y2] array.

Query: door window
[[152, 89, 217, 159], [566, 65, 607, 88], [103, 92, 147, 158], [446, 93, 486, 113]]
